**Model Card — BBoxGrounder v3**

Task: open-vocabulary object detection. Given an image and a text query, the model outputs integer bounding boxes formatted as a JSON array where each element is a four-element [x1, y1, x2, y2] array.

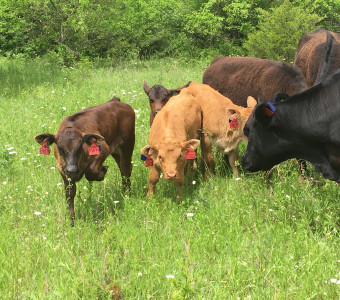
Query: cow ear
[[255, 102, 276, 121], [167, 81, 192, 96], [182, 139, 200, 151], [247, 96, 257, 108], [143, 80, 151, 95], [141, 145, 158, 156], [35, 133, 56, 145], [83, 134, 105, 145]]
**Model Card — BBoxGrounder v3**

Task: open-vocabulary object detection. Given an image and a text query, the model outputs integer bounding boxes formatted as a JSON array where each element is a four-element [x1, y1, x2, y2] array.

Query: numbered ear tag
[[88, 141, 101, 156], [39, 141, 50, 155], [185, 148, 196, 159], [229, 118, 239, 129], [144, 155, 153, 167]]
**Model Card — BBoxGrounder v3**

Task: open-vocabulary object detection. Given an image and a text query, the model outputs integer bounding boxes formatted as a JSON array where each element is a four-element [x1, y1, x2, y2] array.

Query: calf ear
[[35, 133, 56, 145], [183, 139, 200, 151], [247, 96, 257, 108], [83, 134, 105, 145], [143, 80, 151, 95], [141, 145, 158, 156], [167, 81, 192, 96]]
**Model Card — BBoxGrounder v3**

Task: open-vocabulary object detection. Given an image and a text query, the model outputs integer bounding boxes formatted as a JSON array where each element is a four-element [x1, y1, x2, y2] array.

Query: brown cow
[[35, 97, 135, 225], [143, 80, 191, 126], [294, 29, 340, 87], [141, 89, 203, 202], [185, 82, 257, 176], [202, 56, 307, 107]]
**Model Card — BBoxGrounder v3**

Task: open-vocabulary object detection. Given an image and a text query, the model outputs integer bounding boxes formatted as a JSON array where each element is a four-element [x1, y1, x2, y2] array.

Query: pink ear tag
[[88, 141, 101, 156], [39, 141, 50, 155], [229, 118, 239, 129], [185, 148, 196, 159], [145, 155, 153, 167]]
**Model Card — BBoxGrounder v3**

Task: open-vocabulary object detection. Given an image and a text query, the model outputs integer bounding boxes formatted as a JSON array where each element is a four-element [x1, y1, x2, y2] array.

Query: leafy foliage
[[0, 0, 338, 63], [244, 0, 321, 62]]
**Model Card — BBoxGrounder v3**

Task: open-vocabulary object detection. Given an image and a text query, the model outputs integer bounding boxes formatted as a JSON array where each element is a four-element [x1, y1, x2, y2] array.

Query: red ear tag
[[88, 141, 101, 156], [145, 155, 153, 167], [229, 118, 239, 129], [185, 148, 196, 159], [263, 107, 274, 117], [39, 141, 50, 155]]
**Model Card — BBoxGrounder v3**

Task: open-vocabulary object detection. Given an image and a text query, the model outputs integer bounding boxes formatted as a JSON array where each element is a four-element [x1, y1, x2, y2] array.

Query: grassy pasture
[[0, 56, 339, 299]]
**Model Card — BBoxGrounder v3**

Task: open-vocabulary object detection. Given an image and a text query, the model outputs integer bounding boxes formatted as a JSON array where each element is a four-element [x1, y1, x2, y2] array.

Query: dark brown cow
[[35, 97, 135, 225], [143, 81, 191, 125], [294, 29, 340, 87], [202, 56, 308, 107]]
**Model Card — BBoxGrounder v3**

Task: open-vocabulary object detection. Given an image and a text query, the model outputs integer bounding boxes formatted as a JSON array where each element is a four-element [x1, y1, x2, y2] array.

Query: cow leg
[[112, 148, 133, 192], [147, 166, 160, 197], [228, 149, 240, 177], [200, 133, 214, 178], [62, 175, 76, 226], [174, 180, 184, 203], [298, 159, 308, 175]]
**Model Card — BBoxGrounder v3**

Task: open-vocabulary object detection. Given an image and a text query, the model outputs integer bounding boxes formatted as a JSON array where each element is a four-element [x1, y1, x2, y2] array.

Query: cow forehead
[[149, 85, 168, 99], [158, 142, 183, 156], [58, 128, 83, 144]]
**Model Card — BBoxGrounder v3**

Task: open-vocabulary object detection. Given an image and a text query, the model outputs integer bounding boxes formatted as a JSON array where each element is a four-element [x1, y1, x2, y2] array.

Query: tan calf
[[141, 89, 203, 202], [186, 82, 257, 176]]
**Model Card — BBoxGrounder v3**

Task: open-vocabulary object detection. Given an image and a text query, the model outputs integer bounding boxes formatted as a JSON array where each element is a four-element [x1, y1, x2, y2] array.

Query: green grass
[[0, 56, 339, 299]]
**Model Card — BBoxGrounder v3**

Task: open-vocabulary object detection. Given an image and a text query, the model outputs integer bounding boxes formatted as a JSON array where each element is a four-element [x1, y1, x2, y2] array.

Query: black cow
[[242, 70, 340, 183]]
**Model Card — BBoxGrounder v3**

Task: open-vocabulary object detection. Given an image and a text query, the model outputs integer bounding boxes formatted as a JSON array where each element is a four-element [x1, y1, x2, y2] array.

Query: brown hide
[[143, 80, 191, 126], [35, 97, 135, 225], [141, 90, 201, 201], [202, 56, 307, 107], [185, 82, 257, 176], [294, 29, 340, 87]]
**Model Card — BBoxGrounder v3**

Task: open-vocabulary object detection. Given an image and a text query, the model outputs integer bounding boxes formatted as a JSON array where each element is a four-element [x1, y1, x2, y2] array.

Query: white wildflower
[[138, 272, 142, 277], [187, 213, 194, 217], [34, 211, 42, 215], [192, 180, 196, 185], [166, 274, 175, 279], [235, 177, 241, 181], [114, 201, 119, 204], [3, 181, 7, 185]]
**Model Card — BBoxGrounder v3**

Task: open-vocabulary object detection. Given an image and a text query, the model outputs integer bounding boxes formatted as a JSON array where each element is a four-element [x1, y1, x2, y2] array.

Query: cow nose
[[65, 165, 79, 175], [153, 109, 161, 116], [167, 172, 177, 178]]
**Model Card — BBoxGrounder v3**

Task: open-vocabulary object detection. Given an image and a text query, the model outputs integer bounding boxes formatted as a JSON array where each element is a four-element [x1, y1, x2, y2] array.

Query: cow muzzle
[[165, 172, 177, 180], [64, 165, 80, 176]]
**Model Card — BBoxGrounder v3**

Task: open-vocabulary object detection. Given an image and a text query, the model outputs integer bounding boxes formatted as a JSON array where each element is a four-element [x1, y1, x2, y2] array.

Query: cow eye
[[149, 99, 154, 104], [158, 155, 162, 161], [57, 145, 67, 156]]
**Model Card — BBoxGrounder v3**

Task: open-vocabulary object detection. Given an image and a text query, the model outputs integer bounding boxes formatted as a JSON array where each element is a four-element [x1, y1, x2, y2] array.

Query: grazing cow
[[35, 97, 135, 225], [141, 89, 203, 201], [202, 56, 308, 107], [242, 70, 340, 183], [294, 29, 340, 87], [143, 81, 191, 125], [185, 82, 257, 176]]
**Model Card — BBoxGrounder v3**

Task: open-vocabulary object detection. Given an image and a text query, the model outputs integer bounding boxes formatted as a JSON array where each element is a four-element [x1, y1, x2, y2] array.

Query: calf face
[[35, 129, 105, 181], [242, 102, 287, 172], [143, 81, 190, 125], [141, 139, 200, 198]]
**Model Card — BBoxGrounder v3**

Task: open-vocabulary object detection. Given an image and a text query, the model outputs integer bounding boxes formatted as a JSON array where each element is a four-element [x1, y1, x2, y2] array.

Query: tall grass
[[0, 56, 339, 299]]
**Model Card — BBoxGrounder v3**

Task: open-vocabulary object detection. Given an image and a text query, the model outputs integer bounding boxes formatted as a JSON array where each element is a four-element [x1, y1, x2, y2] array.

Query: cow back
[[203, 56, 307, 107]]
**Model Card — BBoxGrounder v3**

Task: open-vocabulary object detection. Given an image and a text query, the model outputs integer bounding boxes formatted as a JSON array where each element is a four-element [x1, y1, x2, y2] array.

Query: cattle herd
[[35, 29, 340, 225]]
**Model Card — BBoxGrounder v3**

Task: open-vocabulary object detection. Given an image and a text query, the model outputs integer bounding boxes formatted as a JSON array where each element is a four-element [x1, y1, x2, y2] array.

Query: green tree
[[244, 0, 321, 62]]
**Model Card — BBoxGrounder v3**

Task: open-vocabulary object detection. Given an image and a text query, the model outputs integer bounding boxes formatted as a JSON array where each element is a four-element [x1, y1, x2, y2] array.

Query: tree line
[[0, 0, 339, 65]]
